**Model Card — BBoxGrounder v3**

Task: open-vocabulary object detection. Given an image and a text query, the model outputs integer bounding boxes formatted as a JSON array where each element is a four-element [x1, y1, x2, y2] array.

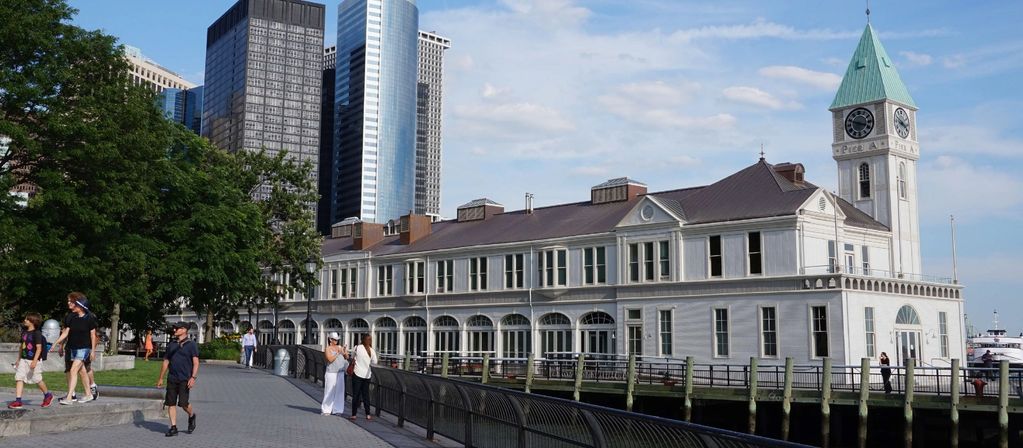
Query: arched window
[[257, 320, 274, 346], [501, 314, 531, 359], [898, 162, 907, 199], [858, 163, 871, 199], [218, 322, 235, 337], [579, 312, 616, 356], [299, 319, 318, 345], [896, 306, 920, 325], [350, 318, 370, 347], [277, 319, 296, 345], [403, 316, 427, 356], [433, 316, 460, 355], [538, 313, 572, 358], [466, 315, 495, 357], [375, 317, 398, 355]]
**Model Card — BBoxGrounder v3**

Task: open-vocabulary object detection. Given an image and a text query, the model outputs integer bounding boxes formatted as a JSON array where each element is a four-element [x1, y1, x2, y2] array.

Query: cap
[[327, 332, 340, 341], [169, 322, 189, 331]]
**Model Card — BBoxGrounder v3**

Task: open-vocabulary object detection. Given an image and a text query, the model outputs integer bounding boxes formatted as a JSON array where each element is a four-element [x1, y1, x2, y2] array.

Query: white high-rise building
[[414, 31, 450, 218], [124, 45, 196, 93]]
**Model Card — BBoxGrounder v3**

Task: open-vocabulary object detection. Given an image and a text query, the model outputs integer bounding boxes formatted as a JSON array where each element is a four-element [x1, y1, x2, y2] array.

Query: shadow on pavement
[[285, 404, 321, 414]]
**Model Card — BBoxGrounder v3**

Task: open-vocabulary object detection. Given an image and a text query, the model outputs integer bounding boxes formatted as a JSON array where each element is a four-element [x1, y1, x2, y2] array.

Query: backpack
[[37, 331, 50, 361]]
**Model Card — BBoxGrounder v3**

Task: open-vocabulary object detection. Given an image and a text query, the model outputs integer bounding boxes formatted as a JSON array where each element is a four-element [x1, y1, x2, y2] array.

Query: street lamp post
[[304, 258, 316, 345]]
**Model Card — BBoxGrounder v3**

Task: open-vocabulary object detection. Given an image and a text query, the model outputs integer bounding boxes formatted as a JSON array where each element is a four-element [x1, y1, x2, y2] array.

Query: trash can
[[273, 348, 291, 376]]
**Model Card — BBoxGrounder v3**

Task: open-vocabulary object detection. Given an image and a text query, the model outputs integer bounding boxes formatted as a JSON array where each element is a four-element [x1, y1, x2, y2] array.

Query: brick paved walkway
[[1, 364, 394, 447]]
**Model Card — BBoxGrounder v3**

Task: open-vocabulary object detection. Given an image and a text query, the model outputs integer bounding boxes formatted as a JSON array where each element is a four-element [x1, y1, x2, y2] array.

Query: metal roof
[[830, 25, 917, 110], [457, 198, 503, 209], [592, 177, 647, 188]]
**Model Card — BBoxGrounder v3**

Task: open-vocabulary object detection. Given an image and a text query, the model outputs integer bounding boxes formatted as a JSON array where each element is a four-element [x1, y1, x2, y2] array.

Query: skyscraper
[[202, 0, 325, 202], [334, 0, 419, 224], [157, 86, 204, 135], [414, 31, 450, 217], [124, 45, 196, 93], [317, 46, 337, 234]]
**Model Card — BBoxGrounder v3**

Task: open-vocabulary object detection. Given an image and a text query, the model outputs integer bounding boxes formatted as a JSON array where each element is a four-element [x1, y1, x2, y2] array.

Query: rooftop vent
[[456, 198, 504, 222], [400, 212, 433, 245], [591, 177, 647, 204], [773, 163, 806, 185], [330, 217, 361, 239]]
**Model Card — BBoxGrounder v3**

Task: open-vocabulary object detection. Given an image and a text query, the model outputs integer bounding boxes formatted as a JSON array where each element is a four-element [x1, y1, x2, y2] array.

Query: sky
[[67, 0, 1023, 334]]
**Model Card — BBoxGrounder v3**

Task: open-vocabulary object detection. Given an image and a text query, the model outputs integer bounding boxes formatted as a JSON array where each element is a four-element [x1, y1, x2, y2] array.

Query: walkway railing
[[260, 345, 808, 448]]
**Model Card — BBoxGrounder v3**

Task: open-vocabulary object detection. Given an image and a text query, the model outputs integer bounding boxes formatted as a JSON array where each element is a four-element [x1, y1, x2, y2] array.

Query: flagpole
[[950, 214, 959, 284]]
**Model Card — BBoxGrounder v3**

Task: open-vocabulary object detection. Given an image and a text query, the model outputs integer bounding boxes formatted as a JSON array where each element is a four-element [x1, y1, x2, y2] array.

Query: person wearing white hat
[[321, 332, 349, 416]]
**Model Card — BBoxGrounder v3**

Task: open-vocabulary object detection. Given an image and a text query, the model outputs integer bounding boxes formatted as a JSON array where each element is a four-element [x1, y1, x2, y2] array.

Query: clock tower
[[830, 24, 921, 277]]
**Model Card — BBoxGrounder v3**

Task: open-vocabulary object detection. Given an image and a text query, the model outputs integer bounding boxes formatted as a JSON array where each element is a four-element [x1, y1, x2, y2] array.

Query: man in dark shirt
[[53, 292, 97, 404], [156, 322, 199, 437]]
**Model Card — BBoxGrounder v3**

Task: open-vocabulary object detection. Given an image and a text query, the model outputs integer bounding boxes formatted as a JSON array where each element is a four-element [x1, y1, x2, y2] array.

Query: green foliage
[[199, 337, 241, 360]]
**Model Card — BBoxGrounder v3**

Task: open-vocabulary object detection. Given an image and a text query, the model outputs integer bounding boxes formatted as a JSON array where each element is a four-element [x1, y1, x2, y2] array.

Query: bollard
[[273, 348, 290, 376], [684, 356, 694, 422]]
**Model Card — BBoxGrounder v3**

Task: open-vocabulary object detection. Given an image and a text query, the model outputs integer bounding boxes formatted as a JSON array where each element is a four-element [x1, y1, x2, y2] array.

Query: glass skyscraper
[[157, 86, 204, 135], [203, 0, 325, 203], [334, 0, 419, 224], [414, 31, 450, 217]]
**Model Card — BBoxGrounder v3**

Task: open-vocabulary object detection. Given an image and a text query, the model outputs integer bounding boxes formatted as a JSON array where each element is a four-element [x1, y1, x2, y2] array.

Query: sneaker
[[187, 413, 196, 433], [58, 397, 75, 405], [165, 426, 178, 437], [80, 395, 94, 403], [41, 394, 53, 408], [90, 385, 98, 400], [7, 401, 23, 409], [71, 393, 77, 401]]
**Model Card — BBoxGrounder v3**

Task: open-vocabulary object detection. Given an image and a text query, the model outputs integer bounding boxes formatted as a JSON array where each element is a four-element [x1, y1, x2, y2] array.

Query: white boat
[[967, 311, 1023, 367]]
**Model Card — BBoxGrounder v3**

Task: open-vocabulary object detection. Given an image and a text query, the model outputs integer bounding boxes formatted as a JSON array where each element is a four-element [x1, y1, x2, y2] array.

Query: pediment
[[799, 189, 847, 219], [616, 196, 685, 228]]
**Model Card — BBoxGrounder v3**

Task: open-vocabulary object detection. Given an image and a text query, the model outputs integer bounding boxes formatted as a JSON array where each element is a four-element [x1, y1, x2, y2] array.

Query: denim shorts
[[71, 348, 91, 361]]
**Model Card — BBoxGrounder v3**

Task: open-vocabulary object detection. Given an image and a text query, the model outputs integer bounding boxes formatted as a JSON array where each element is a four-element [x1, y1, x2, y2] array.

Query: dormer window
[[858, 163, 871, 199]]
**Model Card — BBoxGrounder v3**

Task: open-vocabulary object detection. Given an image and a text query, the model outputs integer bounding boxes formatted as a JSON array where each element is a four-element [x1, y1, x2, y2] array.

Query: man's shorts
[[164, 379, 190, 408], [15, 361, 43, 384], [64, 348, 93, 373]]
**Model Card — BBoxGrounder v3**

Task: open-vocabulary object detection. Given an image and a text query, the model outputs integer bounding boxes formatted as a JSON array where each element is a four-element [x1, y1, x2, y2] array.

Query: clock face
[[894, 108, 911, 138], [845, 108, 874, 139]]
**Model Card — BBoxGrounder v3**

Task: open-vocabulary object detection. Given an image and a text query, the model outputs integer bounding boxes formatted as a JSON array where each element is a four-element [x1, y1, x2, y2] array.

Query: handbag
[[346, 346, 356, 375]]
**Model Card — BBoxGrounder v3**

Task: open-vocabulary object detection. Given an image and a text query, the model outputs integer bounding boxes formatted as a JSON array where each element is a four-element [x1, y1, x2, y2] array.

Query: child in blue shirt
[[7, 312, 54, 408]]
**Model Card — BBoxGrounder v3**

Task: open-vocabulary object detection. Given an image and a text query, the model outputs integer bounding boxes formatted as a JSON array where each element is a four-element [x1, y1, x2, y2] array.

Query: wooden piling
[[999, 359, 1009, 448], [904, 359, 915, 448], [950, 358, 960, 448], [573, 353, 585, 402], [625, 354, 637, 412], [525, 354, 535, 394], [683, 356, 694, 422], [441, 353, 450, 378], [748, 357, 758, 434], [821, 357, 832, 448], [403, 353, 411, 371], [482, 354, 490, 384], [858, 357, 870, 448], [781, 357, 794, 441]]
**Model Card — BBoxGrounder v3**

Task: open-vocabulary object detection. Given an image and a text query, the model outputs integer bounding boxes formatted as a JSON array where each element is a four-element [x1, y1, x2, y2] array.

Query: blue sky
[[67, 0, 1023, 333]]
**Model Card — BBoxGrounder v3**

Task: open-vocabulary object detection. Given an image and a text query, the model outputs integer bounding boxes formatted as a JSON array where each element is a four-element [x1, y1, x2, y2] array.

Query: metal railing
[[801, 265, 954, 285], [263, 345, 808, 448]]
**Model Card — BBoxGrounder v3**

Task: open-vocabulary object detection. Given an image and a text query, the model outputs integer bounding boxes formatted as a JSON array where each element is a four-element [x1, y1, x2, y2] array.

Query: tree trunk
[[205, 308, 215, 343], [109, 302, 120, 355]]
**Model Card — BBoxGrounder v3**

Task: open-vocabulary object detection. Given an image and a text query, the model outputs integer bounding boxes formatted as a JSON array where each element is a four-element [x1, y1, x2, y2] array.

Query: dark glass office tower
[[202, 0, 325, 203], [157, 86, 204, 135], [317, 46, 337, 234], [334, 0, 419, 224]]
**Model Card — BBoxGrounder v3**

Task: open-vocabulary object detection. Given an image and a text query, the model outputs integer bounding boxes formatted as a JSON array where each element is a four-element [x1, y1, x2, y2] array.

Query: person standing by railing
[[880, 352, 892, 394], [349, 334, 377, 421], [321, 333, 348, 416], [241, 328, 257, 369]]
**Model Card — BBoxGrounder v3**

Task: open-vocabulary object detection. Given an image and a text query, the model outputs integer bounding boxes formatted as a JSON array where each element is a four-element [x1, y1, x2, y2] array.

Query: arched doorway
[[349, 318, 370, 347], [500, 314, 531, 359], [300, 319, 319, 345], [375, 317, 398, 355], [538, 313, 572, 359], [403, 316, 427, 357], [895, 305, 922, 365], [277, 319, 296, 345], [466, 315, 495, 357], [580, 311, 615, 357], [257, 320, 274, 346], [433, 315, 460, 356]]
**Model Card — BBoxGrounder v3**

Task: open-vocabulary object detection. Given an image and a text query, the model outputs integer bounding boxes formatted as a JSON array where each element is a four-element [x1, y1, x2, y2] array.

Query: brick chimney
[[773, 162, 806, 185], [399, 213, 433, 245]]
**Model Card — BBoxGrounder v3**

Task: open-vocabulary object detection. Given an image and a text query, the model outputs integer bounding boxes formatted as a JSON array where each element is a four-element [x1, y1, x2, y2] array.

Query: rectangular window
[[348, 268, 357, 297], [583, 247, 606, 285], [539, 249, 567, 287], [628, 325, 643, 356], [761, 307, 777, 357], [339, 267, 356, 298], [709, 236, 722, 277], [659, 241, 670, 280], [504, 254, 524, 289], [405, 261, 425, 294], [330, 269, 338, 299], [469, 257, 488, 291], [376, 265, 392, 296], [939, 311, 949, 358], [844, 243, 855, 274], [340, 268, 348, 297], [812, 306, 829, 358], [643, 242, 655, 281], [861, 246, 870, 275], [628, 243, 639, 282], [436, 260, 453, 293], [714, 308, 729, 357], [827, 240, 837, 273], [557, 250, 567, 286], [748, 232, 762, 275], [865, 307, 876, 358], [659, 310, 673, 356]]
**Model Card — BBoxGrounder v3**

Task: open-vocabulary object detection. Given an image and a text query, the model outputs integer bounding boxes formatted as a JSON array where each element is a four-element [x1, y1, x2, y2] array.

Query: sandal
[[349, 416, 357, 421]]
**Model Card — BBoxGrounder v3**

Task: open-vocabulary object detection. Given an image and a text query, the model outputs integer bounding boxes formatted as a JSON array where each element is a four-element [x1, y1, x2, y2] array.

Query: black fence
[[257, 345, 807, 448]]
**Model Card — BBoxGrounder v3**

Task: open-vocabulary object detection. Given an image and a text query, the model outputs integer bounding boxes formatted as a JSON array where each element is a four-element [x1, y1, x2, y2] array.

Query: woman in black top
[[880, 352, 892, 394]]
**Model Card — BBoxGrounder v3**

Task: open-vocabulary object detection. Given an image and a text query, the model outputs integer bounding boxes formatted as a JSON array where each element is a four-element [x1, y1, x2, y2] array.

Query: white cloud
[[453, 102, 575, 135], [943, 55, 967, 69], [918, 156, 1023, 223], [670, 18, 857, 41], [481, 82, 510, 99], [498, 0, 591, 28], [821, 57, 846, 67], [758, 65, 842, 90], [722, 86, 801, 110], [899, 51, 933, 67], [570, 165, 609, 176], [922, 124, 1023, 158]]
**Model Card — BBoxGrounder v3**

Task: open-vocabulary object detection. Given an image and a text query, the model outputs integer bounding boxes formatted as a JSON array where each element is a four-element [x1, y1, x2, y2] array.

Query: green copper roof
[[830, 24, 916, 110]]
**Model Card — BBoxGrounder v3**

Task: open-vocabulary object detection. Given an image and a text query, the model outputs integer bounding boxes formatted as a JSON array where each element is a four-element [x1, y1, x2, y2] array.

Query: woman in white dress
[[321, 332, 349, 416]]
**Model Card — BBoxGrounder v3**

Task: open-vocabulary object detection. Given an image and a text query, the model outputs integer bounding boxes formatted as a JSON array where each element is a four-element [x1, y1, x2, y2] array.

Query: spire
[[829, 24, 916, 110]]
